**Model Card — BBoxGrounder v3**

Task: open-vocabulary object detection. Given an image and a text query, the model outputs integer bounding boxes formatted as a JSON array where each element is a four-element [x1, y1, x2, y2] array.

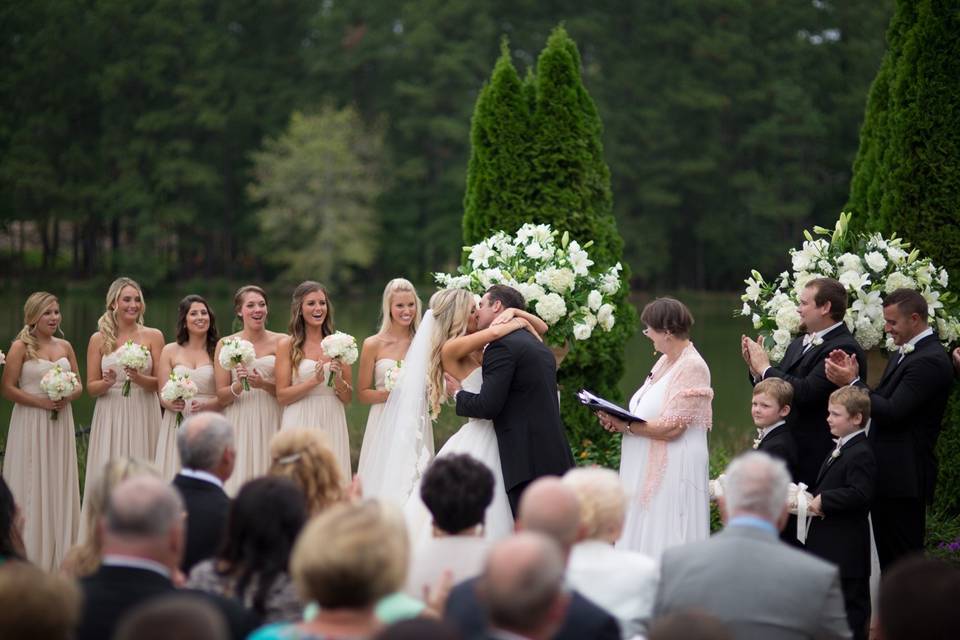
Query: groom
[[449, 284, 575, 516]]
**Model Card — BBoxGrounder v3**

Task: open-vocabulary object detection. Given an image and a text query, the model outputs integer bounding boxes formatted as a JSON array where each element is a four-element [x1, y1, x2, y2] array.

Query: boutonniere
[[899, 343, 915, 356], [752, 429, 763, 450], [831, 448, 842, 460], [811, 336, 824, 347]]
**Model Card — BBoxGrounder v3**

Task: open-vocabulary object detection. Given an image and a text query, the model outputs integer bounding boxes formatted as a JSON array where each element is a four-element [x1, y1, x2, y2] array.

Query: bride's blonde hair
[[16, 292, 60, 361], [427, 288, 476, 419], [97, 277, 146, 354]]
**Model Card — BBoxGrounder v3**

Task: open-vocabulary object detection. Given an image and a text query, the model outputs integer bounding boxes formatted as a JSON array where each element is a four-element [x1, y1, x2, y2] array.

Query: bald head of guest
[[177, 412, 235, 482], [719, 451, 791, 531], [481, 532, 569, 640], [516, 477, 585, 557], [101, 475, 186, 572]]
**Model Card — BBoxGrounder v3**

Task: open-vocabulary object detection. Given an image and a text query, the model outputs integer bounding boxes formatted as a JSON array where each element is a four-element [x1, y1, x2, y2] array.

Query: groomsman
[[742, 277, 867, 486], [826, 288, 954, 572]]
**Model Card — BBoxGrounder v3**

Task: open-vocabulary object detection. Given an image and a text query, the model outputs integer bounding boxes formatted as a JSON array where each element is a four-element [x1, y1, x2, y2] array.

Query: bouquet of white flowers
[[219, 337, 257, 390], [40, 364, 80, 420], [434, 223, 622, 347], [160, 372, 199, 427], [739, 212, 960, 362], [116, 340, 151, 397], [320, 332, 359, 387], [384, 360, 403, 392]]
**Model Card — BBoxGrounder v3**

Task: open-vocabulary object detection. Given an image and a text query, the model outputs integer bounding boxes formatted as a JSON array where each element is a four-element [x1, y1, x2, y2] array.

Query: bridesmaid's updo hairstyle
[[268, 428, 344, 516], [234, 285, 268, 319], [175, 294, 219, 360], [426, 288, 476, 419], [379, 278, 422, 335], [288, 281, 334, 374], [16, 291, 60, 361], [98, 277, 146, 355], [640, 297, 694, 339]]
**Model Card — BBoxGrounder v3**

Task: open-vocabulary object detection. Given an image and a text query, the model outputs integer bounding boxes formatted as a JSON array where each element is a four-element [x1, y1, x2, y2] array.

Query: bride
[[361, 287, 546, 543]]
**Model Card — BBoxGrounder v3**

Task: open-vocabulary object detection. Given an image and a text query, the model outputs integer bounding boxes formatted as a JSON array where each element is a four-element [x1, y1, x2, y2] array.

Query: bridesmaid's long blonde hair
[[16, 292, 60, 361], [288, 281, 334, 374], [378, 278, 421, 336], [97, 277, 146, 355], [427, 288, 476, 419]]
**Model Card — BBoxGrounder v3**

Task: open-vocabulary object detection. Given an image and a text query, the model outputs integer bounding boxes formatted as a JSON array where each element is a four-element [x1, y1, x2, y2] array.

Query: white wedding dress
[[404, 366, 514, 547]]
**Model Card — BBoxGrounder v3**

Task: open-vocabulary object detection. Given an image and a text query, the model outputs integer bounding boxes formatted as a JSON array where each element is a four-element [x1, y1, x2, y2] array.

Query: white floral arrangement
[[739, 212, 959, 362], [434, 223, 622, 347], [384, 360, 403, 392], [219, 337, 257, 390], [39, 364, 79, 420], [116, 340, 151, 396], [320, 331, 359, 387], [160, 372, 199, 427]]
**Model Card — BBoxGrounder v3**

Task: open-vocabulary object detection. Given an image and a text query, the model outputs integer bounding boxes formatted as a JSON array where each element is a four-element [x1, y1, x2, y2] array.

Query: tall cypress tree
[[462, 26, 635, 461]]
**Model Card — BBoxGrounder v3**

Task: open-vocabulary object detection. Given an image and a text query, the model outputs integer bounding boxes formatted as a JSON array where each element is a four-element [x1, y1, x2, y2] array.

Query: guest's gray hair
[[723, 451, 790, 522], [177, 412, 234, 471], [106, 476, 184, 538]]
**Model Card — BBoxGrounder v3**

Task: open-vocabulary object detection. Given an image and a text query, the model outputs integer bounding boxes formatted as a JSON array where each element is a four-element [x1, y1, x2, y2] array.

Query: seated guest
[[877, 556, 960, 640], [0, 560, 81, 640], [268, 427, 345, 516], [74, 475, 255, 640], [652, 451, 851, 639], [480, 532, 570, 640], [187, 476, 307, 624], [61, 457, 160, 578], [0, 475, 26, 562], [406, 454, 494, 598], [805, 387, 876, 640], [251, 500, 410, 640], [563, 467, 658, 639], [173, 412, 235, 573], [114, 596, 229, 640], [647, 611, 732, 640], [445, 477, 620, 640]]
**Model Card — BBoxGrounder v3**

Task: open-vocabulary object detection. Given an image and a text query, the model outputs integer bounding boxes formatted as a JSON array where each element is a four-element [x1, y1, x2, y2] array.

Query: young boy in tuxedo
[[751, 378, 799, 480], [806, 387, 876, 640]]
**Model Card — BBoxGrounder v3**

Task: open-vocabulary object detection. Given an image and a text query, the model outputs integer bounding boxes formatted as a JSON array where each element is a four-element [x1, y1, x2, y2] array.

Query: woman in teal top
[[0, 476, 26, 563]]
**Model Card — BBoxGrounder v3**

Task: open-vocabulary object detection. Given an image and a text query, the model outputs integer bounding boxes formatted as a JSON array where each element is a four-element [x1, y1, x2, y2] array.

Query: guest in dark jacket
[[172, 412, 235, 573], [806, 387, 877, 640]]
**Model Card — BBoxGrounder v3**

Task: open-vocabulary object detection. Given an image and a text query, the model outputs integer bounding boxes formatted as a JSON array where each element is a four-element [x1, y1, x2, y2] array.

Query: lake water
[[0, 287, 754, 478]]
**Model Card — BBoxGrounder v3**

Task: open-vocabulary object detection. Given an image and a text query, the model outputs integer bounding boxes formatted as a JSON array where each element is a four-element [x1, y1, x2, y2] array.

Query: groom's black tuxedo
[[757, 324, 867, 486], [853, 332, 953, 570], [455, 329, 574, 515]]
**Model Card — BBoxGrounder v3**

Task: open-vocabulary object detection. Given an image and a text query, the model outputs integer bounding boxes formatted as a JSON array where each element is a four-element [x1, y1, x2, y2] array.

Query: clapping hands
[[741, 335, 769, 377], [824, 349, 859, 386]]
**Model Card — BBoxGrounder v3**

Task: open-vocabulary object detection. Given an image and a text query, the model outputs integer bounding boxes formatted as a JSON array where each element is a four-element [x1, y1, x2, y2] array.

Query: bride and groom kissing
[[368, 284, 574, 536]]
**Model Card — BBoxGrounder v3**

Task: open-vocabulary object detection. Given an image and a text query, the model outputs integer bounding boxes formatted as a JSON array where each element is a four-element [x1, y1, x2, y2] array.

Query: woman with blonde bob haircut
[[1, 291, 83, 570], [250, 500, 409, 640], [267, 428, 345, 517], [84, 277, 164, 506]]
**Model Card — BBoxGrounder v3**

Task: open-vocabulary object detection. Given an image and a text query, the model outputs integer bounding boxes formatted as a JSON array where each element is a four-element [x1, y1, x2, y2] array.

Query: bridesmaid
[[217, 285, 284, 496], [275, 281, 353, 482], [83, 277, 163, 515], [1, 292, 82, 570], [356, 278, 421, 481], [154, 295, 222, 479]]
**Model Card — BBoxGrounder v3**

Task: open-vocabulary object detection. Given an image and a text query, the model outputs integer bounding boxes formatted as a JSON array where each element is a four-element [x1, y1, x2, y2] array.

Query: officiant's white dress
[[404, 366, 513, 547], [618, 344, 712, 559]]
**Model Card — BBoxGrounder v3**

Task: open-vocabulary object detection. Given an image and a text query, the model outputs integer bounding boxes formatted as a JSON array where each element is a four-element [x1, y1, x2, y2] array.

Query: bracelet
[[231, 381, 242, 398], [625, 421, 634, 435]]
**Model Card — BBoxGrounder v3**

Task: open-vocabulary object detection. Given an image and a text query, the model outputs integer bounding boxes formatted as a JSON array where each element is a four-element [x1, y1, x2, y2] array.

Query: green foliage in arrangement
[[462, 26, 636, 456]]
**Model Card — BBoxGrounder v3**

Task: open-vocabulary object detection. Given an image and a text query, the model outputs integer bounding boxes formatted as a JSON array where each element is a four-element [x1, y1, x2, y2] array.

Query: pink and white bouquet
[[320, 332, 359, 387], [40, 364, 79, 420], [384, 360, 403, 392], [434, 223, 622, 347], [160, 372, 199, 427], [116, 340, 150, 396], [219, 337, 256, 390]]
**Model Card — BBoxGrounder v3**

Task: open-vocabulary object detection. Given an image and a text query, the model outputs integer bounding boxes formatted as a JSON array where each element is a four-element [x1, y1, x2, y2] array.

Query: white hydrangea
[[854, 317, 883, 350], [478, 268, 505, 289], [524, 242, 546, 260], [936, 317, 959, 343], [771, 342, 788, 363], [775, 303, 801, 334], [573, 323, 593, 340], [837, 253, 864, 274], [793, 272, 824, 296], [844, 309, 855, 332], [884, 271, 915, 294], [597, 304, 615, 331], [536, 267, 576, 294], [792, 251, 814, 273], [886, 244, 908, 264], [514, 282, 546, 304], [773, 329, 791, 346], [587, 290, 603, 312], [599, 263, 622, 295], [864, 251, 888, 273], [535, 293, 567, 326]]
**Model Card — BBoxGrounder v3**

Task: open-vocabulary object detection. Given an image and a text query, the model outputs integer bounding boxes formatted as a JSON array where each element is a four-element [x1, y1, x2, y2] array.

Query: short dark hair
[[420, 454, 495, 534], [883, 288, 928, 319], [879, 556, 960, 640], [806, 277, 847, 321], [485, 285, 526, 311], [640, 297, 694, 339]]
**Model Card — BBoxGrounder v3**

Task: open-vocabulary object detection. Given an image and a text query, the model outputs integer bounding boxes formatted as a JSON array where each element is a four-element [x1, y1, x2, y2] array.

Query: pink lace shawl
[[636, 344, 713, 507]]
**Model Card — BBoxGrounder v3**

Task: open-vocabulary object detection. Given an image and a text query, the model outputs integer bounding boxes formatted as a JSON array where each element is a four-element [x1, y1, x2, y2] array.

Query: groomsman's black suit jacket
[[757, 423, 800, 482], [805, 432, 876, 579], [455, 330, 574, 511], [75, 565, 257, 640], [758, 324, 867, 486], [445, 576, 620, 640], [172, 473, 230, 573], [854, 333, 953, 503]]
